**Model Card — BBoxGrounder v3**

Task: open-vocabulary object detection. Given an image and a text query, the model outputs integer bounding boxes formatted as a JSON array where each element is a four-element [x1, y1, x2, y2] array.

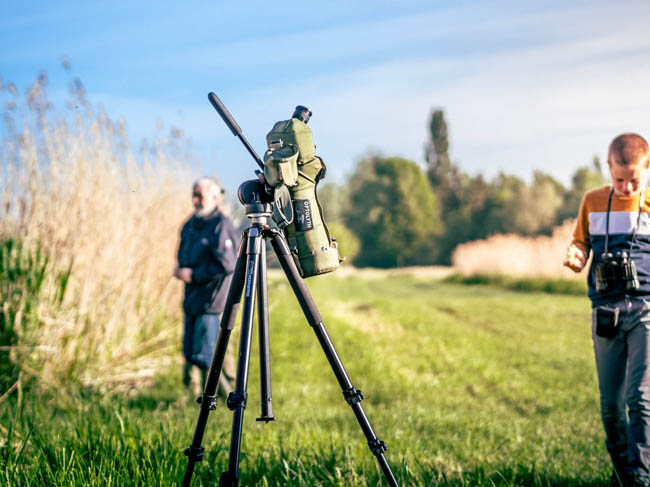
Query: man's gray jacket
[[177, 209, 238, 317]]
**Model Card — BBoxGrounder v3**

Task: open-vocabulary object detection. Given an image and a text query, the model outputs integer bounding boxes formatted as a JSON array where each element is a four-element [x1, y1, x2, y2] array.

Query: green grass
[[444, 273, 588, 295], [0, 273, 609, 486]]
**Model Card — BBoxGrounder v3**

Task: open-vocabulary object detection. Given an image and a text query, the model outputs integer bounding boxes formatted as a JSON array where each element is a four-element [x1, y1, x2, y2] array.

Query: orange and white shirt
[[572, 184, 650, 306]]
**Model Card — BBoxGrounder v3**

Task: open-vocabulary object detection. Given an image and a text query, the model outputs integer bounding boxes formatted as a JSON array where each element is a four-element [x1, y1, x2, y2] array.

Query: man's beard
[[194, 205, 217, 217]]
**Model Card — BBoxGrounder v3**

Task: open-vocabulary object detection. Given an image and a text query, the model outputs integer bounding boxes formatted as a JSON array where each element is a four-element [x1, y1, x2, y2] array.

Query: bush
[[0, 239, 46, 390], [444, 273, 588, 295], [344, 156, 442, 267], [451, 220, 582, 280]]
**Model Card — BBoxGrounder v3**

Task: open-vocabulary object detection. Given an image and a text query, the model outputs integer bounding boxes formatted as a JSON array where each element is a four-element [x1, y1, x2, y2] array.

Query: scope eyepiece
[[292, 105, 312, 124]]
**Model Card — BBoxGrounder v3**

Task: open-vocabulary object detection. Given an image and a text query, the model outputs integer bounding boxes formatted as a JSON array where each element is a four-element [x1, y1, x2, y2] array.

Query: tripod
[[181, 179, 399, 487]]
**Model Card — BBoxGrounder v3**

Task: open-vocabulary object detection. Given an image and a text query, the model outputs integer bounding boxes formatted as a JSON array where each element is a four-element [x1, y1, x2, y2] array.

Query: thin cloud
[[4, 0, 649, 190]]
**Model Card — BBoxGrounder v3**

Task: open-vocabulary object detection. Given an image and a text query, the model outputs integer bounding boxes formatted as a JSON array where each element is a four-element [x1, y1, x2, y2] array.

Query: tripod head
[[238, 179, 273, 221]]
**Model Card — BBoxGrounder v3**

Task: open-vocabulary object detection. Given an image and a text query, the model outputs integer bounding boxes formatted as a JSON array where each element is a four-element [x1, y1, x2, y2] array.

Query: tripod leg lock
[[226, 391, 248, 411], [197, 394, 218, 410], [342, 387, 365, 405], [368, 438, 388, 456], [184, 445, 205, 462]]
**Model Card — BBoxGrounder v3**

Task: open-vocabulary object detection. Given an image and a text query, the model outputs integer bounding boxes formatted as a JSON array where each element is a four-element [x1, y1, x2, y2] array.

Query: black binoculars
[[595, 251, 640, 292]]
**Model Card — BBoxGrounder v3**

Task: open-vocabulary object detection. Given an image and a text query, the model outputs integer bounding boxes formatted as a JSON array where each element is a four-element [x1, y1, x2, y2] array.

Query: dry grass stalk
[[451, 219, 584, 279], [1, 75, 195, 389]]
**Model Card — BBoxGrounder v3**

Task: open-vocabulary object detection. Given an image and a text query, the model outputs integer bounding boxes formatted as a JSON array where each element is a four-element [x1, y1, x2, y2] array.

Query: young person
[[565, 133, 650, 487]]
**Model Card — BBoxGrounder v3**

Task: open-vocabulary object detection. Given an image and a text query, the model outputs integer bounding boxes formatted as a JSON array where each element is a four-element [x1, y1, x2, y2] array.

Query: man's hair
[[608, 133, 650, 166], [193, 177, 224, 197]]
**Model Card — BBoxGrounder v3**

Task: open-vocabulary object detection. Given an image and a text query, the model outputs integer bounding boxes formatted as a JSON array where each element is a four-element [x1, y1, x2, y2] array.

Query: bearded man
[[174, 177, 237, 395]]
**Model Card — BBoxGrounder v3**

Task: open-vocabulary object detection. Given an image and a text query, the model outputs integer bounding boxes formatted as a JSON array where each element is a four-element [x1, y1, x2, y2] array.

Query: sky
[[2, 0, 650, 193]]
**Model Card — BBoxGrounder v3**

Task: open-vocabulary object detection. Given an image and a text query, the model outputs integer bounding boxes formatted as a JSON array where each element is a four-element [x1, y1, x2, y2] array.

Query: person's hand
[[563, 245, 587, 273], [173, 266, 193, 283]]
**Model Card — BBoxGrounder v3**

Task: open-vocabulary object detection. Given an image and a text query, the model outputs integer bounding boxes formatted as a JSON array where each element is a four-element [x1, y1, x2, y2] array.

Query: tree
[[317, 182, 346, 224], [425, 109, 463, 212], [344, 156, 442, 267], [345, 106, 609, 264], [326, 221, 360, 264], [426, 109, 451, 185], [527, 171, 565, 234], [556, 156, 607, 224], [478, 172, 529, 235], [421, 108, 602, 261]]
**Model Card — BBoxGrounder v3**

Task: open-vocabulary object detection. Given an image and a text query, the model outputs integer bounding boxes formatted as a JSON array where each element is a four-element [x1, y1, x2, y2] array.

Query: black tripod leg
[[219, 227, 264, 487], [269, 232, 399, 487], [182, 234, 248, 487], [256, 241, 274, 422]]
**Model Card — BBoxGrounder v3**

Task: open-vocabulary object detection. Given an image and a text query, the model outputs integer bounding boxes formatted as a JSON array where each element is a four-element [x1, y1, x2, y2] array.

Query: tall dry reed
[[1, 73, 195, 390], [451, 219, 584, 279]]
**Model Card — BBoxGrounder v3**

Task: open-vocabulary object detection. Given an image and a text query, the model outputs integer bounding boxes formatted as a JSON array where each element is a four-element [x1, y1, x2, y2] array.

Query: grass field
[[1, 271, 609, 486]]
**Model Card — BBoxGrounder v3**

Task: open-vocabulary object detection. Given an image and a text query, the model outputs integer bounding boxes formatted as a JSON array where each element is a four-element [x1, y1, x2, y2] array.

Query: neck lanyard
[[604, 186, 646, 255]]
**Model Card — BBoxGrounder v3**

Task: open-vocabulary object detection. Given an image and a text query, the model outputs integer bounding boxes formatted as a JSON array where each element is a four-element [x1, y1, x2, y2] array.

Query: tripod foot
[[255, 415, 275, 423], [219, 470, 238, 487]]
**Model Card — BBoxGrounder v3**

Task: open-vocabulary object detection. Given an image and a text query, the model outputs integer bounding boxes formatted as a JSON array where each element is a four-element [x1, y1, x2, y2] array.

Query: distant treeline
[[322, 109, 607, 267]]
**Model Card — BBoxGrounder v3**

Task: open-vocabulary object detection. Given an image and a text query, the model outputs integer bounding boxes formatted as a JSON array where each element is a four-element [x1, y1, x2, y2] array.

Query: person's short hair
[[608, 133, 650, 167], [193, 177, 225, 197]]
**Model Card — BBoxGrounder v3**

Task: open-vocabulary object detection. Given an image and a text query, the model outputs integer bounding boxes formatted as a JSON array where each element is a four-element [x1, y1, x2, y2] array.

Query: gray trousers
[[593, 296, 650, 481], [182, 313, 235, 396]]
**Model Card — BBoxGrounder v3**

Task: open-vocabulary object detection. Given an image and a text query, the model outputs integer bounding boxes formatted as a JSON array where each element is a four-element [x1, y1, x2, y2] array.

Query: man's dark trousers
[[183, 312, 234, 395]]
